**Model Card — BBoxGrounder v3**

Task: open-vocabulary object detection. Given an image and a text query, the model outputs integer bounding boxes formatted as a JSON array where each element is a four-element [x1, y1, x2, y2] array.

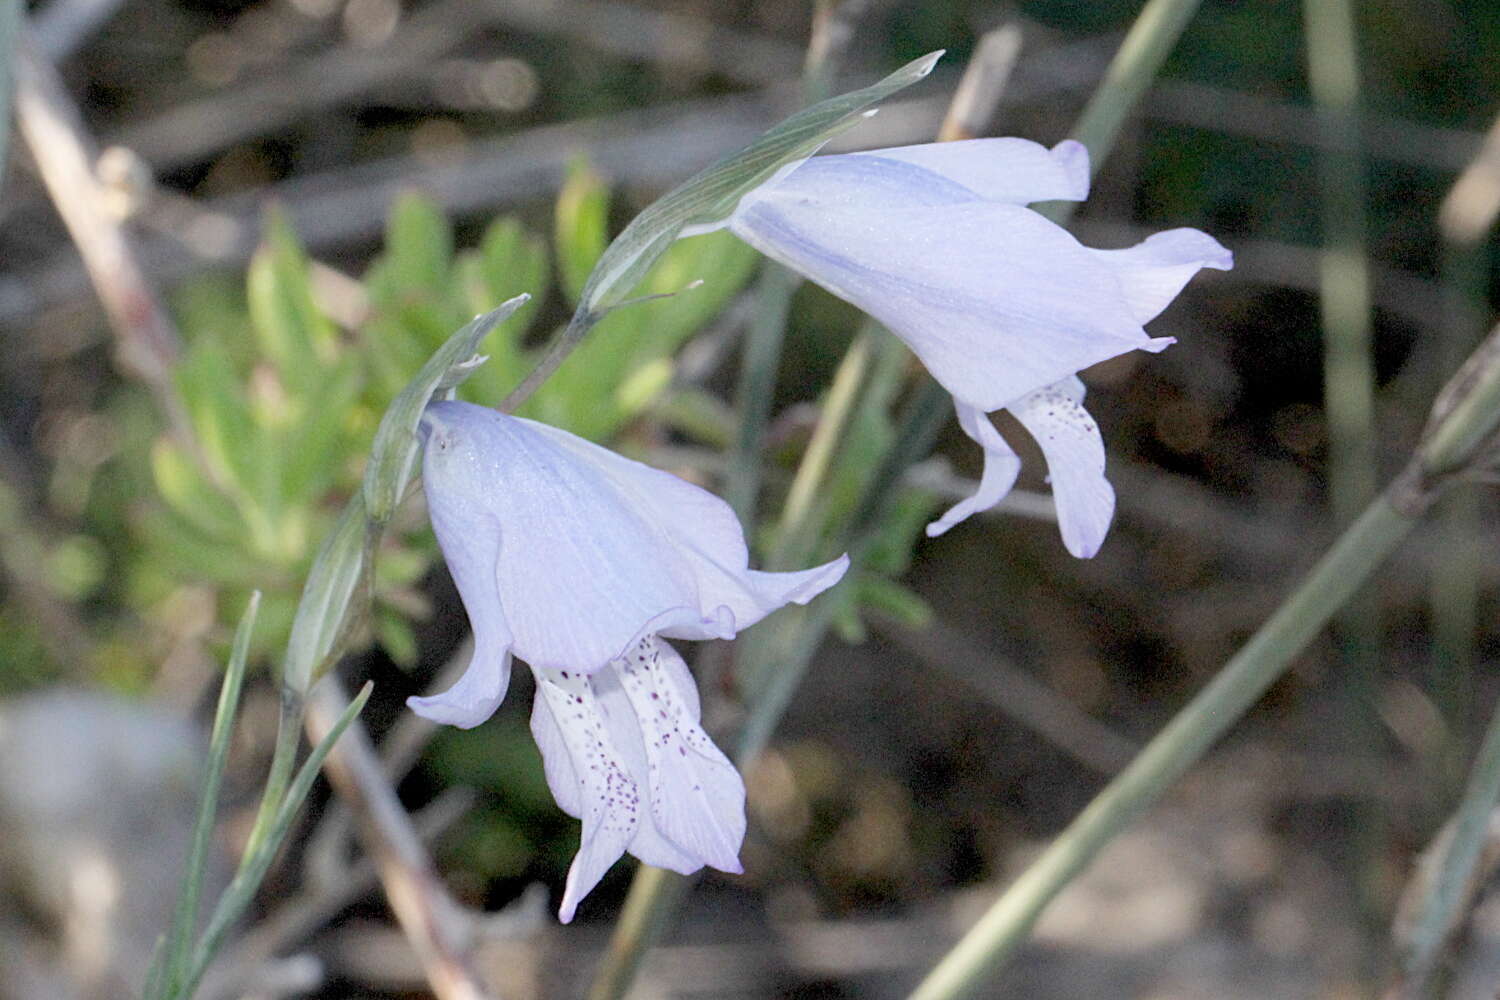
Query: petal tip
[[405, 694, 492, 730], [1066, 536, 1103, 559], [1050, 139, 1091, 200]]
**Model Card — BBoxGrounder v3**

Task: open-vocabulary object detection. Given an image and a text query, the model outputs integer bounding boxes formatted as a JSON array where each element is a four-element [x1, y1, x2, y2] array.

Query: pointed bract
[[708, 135, 1232, 554]]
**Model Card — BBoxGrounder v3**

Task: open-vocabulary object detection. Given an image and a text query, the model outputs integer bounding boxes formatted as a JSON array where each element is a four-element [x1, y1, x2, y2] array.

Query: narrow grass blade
[[1401, 691, 1500, 988], [159, 592, 260, 997], [282, 495, 368, 695], [0, 0, 18, 176], [182, 681, 373, 998]]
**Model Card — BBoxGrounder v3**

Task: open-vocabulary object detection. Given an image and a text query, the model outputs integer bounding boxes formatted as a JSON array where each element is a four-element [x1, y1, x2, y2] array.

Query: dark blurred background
[[4, 1, 1500, 997]]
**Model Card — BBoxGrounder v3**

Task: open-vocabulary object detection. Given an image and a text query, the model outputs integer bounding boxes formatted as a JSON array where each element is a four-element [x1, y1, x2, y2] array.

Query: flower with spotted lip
[[410, 400, 849, 921], [689, 136, 1233, 557]]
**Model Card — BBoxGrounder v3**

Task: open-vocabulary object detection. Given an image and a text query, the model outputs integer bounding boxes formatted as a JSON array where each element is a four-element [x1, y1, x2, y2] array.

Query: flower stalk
[[1304, 0, 1377, 530], [0, 0, 18, 173], [1398, 688, 1500, 992]]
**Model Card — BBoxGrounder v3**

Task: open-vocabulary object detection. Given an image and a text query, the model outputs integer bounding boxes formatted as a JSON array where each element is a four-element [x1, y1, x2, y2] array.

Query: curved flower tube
[[410, 400, 848, 921], [696, 136, 1233, 557]]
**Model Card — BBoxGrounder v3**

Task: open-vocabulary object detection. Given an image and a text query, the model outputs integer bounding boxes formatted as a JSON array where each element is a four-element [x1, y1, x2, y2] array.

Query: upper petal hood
[[848, 138, 1090, 204], [731, 197, 1194, 412], [420, 400, 849, 674]]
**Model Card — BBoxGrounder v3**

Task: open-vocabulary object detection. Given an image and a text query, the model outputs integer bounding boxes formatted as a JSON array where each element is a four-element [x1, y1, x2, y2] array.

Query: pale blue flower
[[409, 400, 848, 921], [693, 137, 1233, 557]]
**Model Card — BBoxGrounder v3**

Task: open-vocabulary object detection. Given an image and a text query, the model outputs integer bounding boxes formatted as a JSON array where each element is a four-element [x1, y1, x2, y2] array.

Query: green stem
[[584, 866, 691, 1000], [1402, 686, 1500, 988], [908, 496, 1417, 1000], [771, 330, 873, 568], [1304, 0, 1381, 921], [1428, 242, 1490, 783], [241, 686, 306, 862], [0, 0, 18, 176], [1305, 0, 1377, 529], [1420, 326, 1500, 477], [499, 307, 594, 414], [724, 265, 798, 522], [1062, 0, 1207, 197], [734, 599, 843, 765]]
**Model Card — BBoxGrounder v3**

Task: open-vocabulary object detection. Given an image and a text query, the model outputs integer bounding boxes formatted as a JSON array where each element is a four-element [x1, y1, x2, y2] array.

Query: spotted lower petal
[[531, 668, 642, 923], [613, 636, 745, 873], [1008, 377, 1115, 558]]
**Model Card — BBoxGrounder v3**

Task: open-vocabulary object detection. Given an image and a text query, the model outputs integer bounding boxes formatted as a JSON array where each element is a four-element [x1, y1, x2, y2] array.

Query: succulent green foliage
[[142, 174, 756, 670], [554, 159, 611, 304], [528, 161, 758, 438]]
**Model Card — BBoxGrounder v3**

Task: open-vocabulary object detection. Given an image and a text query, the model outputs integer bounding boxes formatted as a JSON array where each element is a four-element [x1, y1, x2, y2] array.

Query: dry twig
[[304, 677, 497, 1000], [12, 34, 181, 398]]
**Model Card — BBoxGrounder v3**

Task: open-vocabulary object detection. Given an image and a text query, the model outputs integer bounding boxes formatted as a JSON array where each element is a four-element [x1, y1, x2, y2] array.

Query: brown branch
[[304, 677, 498, 1000], [12, 33, 180, 392], [9, 30, 209, 476], [110, 0, 492, 172]]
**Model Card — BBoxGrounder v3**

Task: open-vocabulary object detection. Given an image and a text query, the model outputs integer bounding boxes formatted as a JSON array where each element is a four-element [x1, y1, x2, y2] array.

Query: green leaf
[[654, 386, 736, 449], [150, 439, 243, 542], [246, 209, 337, 394], [383, 192, 454, 297], [361, 308, 433, 401], [280, 357, 363, 504], [376, 609, 419, 668], [475, 216, 550, 332], [857, 575, 933, 628], [527, 230, 756, 439], [454, 216, 550, 404], [555, 159, 611, 305], [172, 274, 253, 369], [136, 506, 277, 589], [174, 330, 261, 496], [578, 51, 942, 313]]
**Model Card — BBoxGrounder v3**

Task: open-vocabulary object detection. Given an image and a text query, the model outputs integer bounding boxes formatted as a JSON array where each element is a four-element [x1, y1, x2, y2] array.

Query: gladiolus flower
[[693, 137, 1232, 557], [409, 400, 848, 921]]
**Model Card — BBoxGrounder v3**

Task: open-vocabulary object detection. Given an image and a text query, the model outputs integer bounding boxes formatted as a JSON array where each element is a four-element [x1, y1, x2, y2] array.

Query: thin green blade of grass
[[180, 680, 372, 998], [158, 591, 261, 998]]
